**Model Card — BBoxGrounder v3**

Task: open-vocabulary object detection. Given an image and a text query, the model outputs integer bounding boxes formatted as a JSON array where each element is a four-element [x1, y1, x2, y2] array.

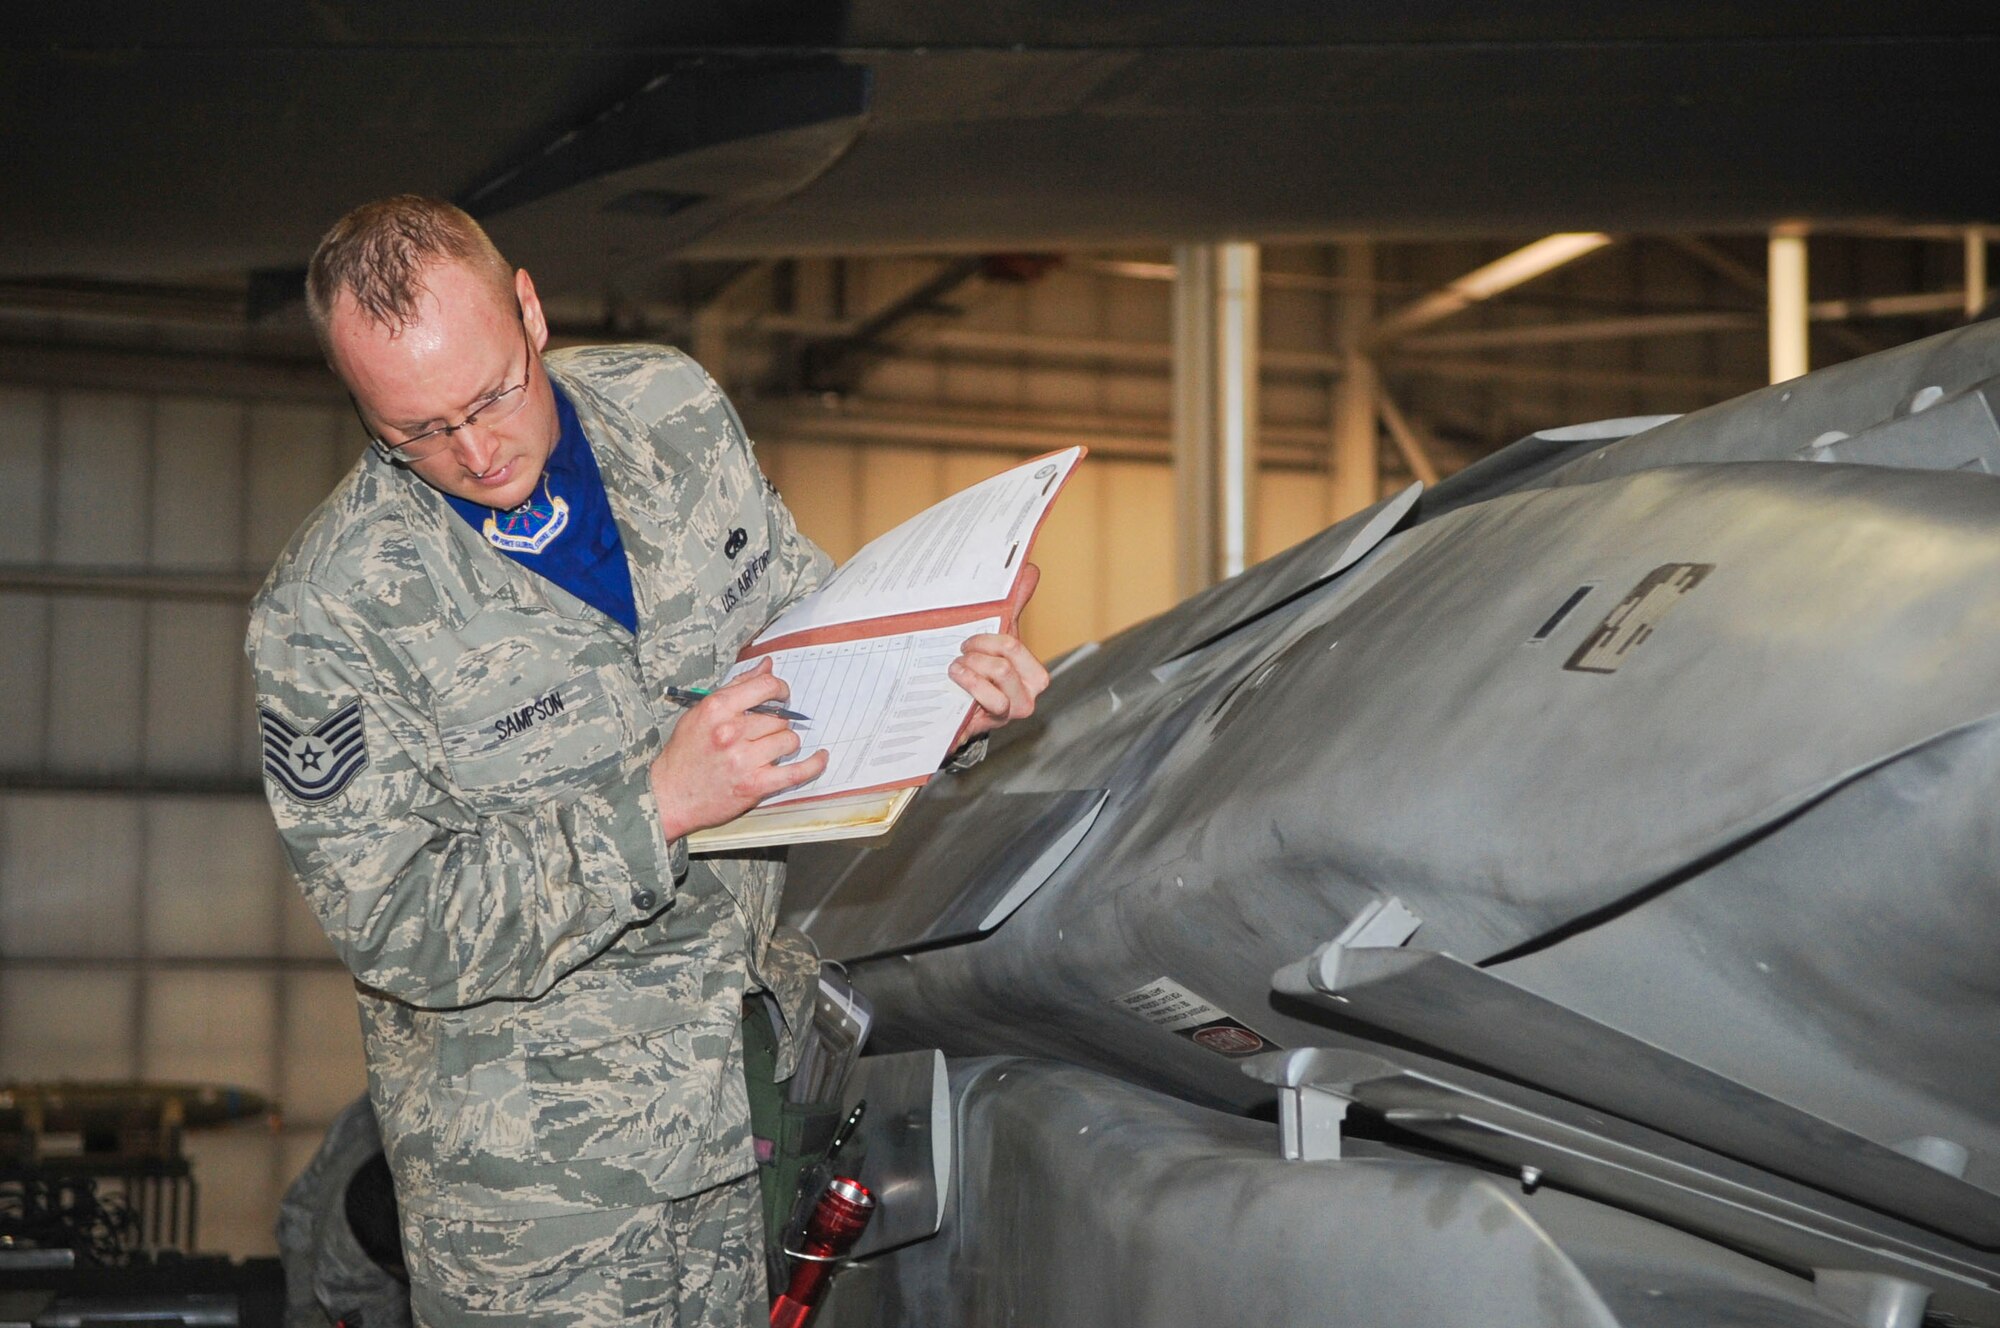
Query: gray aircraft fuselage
[[785, 317, 2000, 1327]]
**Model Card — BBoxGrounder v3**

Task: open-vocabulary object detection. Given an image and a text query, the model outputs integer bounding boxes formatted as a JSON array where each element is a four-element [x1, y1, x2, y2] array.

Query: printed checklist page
[[753, 447, 1081, 645], [721, 618, 1001, 806]]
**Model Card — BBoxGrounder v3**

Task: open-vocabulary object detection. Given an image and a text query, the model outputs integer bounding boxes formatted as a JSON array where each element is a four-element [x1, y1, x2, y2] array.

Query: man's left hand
[[951, 630, 1051, 738]]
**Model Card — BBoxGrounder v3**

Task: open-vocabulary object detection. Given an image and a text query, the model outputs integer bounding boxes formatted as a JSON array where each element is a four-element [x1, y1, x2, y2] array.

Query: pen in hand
[[665, 685, 811, 725]]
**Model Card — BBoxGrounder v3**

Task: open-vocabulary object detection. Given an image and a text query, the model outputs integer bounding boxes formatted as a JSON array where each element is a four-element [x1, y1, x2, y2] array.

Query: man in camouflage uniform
[[247, 198, 1049, 1327]]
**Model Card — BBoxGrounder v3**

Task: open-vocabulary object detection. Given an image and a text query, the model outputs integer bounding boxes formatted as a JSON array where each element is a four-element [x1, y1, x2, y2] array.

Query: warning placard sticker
[[1113, 977, 1281, 1059]]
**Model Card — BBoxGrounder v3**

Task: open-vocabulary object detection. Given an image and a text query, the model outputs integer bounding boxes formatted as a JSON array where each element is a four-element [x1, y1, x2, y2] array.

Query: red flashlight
[[770, 1176, 875, 1328]]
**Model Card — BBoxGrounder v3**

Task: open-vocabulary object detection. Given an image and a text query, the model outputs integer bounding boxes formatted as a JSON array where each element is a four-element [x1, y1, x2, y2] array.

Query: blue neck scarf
[[444, 381, 639, 633]]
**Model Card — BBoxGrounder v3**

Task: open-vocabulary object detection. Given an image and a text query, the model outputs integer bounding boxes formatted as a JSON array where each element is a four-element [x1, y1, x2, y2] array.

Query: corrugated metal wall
[[0, 388, 367, 1254], [753, 246, 1361, 655]]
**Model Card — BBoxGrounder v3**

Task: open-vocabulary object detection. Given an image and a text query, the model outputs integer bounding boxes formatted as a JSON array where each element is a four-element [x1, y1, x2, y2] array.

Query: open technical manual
[[686, 445, 1084, 851]]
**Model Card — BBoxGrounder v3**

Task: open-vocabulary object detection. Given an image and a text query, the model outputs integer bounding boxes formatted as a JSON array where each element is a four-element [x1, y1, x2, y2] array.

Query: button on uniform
[[631, 888, 658, 912]]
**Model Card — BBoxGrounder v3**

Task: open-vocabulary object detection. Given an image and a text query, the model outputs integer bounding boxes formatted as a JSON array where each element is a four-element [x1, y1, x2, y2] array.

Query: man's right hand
[[648, 659, 829, 841]]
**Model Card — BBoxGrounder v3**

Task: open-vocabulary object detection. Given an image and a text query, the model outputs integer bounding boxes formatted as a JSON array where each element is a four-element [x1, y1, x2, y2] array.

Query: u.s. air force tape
[[260, 700, 369, 803]]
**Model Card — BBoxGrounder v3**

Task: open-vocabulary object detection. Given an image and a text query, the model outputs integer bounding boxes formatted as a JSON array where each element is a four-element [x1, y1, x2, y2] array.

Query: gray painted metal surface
[[1240, 1048, 2000, 1324], [1275, 948, 2000, 1245], [787, 318, 2000, 1325], [820, 1059, 1861, 1328], [790, 788, 1106, 961], [830, 1050, 951, 1259]]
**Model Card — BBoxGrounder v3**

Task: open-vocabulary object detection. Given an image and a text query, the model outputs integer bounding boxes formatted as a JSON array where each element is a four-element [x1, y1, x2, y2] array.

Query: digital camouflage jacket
[[248, 345, 830, 1219]]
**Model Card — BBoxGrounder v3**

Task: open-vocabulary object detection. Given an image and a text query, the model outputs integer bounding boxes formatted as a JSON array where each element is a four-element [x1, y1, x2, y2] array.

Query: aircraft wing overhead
[[4, 3, 1997, 284]]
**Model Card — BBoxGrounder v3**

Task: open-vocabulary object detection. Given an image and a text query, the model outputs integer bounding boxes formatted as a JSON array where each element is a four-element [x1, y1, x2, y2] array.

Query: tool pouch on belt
[[744, 925, 843, 1267], [743, 996, 843, 1259]]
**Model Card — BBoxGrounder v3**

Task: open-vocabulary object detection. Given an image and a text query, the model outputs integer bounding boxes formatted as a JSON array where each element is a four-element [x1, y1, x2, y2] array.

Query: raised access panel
[[788, 786, 1105, 963]]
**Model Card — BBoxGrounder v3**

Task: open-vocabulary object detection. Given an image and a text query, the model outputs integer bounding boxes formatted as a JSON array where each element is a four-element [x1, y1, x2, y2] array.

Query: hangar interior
[[0, 225, 1989, 1257], [6, 8, 2000, 1323]]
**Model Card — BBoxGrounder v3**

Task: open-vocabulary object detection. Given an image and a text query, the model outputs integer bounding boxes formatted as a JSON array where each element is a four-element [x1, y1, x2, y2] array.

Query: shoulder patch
[[261, 701, 369, 804]]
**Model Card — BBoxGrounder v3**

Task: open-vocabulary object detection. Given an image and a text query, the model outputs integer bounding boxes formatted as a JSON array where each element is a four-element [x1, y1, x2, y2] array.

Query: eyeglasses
[[357, 319, 535, 463]]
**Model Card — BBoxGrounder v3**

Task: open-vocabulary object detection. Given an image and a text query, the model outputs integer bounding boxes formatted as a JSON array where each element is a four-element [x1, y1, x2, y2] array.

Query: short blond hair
[[306, 196, 513, 347]]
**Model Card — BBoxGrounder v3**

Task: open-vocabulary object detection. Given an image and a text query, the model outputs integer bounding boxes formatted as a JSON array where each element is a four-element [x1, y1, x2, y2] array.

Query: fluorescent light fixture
[[1373, 232, 1613, 342]]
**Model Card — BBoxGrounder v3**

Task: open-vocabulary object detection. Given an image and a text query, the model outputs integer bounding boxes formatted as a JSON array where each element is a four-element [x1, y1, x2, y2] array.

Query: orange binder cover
[[716, 446, 1085, 817]]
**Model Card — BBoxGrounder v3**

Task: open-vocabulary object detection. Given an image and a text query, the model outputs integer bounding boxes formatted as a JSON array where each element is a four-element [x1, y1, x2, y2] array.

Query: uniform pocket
[[519, 968, 736, 1163], [440, 667, 629, 810], [428, 1013, 531, 1163]]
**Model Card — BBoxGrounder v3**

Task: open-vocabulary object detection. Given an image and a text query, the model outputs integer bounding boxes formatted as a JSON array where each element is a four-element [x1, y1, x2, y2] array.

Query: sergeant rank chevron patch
[[260, 700, 368, 804]]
